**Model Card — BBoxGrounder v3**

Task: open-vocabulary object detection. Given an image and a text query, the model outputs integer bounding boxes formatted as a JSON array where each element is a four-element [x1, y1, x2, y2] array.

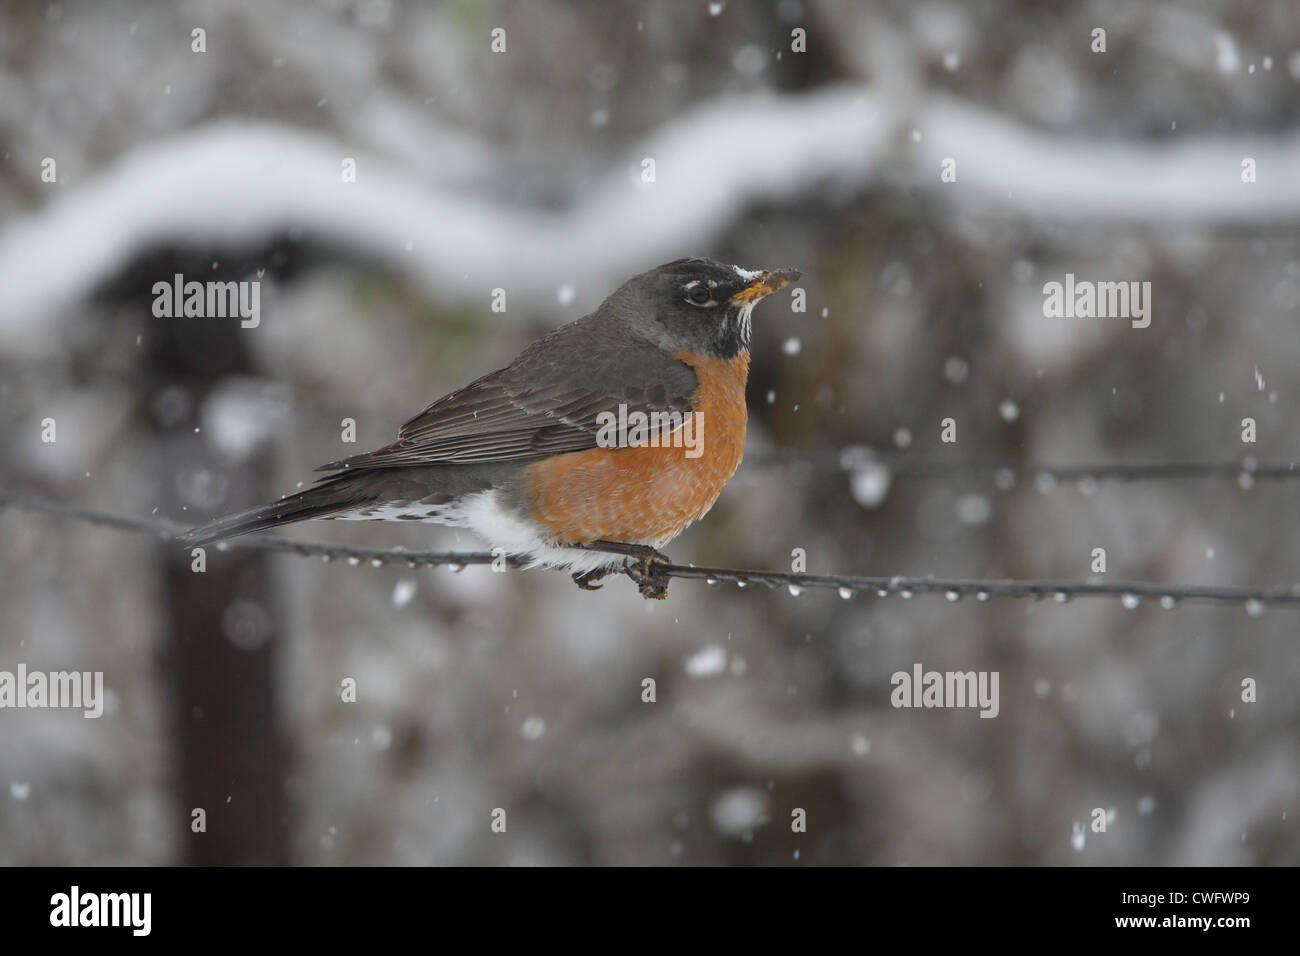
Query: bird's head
[[611, 256, 801, 359]]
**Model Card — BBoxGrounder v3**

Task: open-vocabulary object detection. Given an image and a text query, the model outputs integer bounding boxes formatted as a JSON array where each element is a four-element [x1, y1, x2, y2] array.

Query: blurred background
[[2, 0, 1299, 865]]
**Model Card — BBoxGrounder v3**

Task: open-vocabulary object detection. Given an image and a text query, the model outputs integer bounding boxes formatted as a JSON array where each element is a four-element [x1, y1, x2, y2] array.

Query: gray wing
[[318, 316, 699, 470]]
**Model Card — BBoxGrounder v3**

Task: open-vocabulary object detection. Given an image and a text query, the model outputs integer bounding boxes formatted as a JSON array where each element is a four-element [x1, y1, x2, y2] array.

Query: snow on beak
[[728, 268, 802, 306]]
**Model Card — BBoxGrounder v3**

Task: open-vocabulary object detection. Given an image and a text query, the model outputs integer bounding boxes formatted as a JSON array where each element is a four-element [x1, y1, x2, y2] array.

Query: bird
[[180, 257, 800, 597]]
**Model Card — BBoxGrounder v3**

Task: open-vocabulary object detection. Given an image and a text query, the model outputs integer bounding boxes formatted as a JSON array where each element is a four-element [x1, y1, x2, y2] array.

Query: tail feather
[[178, 474, 379, 547]]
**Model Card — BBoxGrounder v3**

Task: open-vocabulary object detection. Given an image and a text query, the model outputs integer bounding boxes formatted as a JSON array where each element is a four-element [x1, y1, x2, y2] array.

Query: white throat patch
[[737, 300, 755, 348]]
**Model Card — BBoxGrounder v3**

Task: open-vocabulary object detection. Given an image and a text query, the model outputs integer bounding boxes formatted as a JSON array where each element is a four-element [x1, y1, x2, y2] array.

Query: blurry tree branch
[[3, 88, 1299, 339]]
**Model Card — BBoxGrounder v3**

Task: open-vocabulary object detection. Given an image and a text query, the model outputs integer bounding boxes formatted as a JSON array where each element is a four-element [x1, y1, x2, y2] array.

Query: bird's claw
[[624, 551, 671, 600], [569, 541, 673, 598], [572, 567, 610, 591]]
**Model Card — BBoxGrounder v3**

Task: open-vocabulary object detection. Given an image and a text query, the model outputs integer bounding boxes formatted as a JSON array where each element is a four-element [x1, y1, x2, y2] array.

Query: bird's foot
[[573, 540, 674, 599], [572, 567, 610, 591], [623, 549, 672, 600]]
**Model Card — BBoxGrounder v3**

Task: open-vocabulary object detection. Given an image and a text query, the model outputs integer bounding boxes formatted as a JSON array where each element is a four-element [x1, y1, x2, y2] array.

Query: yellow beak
[[728, 268, 802, 306]]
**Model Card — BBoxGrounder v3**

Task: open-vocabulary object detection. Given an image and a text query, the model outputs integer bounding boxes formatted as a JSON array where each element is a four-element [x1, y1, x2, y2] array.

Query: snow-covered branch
[[2, 85, 1297, 339]]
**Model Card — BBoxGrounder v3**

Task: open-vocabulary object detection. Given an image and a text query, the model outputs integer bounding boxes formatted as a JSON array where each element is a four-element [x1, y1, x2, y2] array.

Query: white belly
[[332, 490, 623, 574]]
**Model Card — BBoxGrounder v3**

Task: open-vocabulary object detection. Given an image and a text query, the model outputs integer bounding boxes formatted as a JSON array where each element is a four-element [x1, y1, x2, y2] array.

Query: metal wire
[[5, 358, 1293, 488], [2, 490, 1294, 609], [752, 449, 1297, 485]]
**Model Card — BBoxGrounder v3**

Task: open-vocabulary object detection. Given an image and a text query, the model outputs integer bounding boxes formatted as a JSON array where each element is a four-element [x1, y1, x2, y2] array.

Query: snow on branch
[[3, 87, 1298, 340]]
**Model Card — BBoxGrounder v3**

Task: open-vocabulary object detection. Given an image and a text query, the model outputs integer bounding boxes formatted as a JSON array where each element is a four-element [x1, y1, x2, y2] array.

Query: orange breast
[[523, 350, 749, 547]]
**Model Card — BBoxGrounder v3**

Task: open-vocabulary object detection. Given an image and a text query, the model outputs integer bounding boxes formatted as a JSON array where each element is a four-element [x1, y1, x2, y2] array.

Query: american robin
[[181, 257, 800, 597]]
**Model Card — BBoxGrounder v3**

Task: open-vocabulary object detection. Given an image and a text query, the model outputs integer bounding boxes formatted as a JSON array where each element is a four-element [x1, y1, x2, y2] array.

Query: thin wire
[[752, 449, 1298, 484], [2, 490, 1294, 608], [0, 492, 519, 569], [6, 359, 1292, 486]]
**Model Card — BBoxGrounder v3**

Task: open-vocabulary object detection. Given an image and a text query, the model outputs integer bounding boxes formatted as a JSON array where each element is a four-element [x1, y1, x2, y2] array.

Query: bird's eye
[[686, 284, 712, 305]]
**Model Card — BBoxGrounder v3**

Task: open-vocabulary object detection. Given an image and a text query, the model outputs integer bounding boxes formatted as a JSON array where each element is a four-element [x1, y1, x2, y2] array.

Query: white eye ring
[[684, 280, 715, 306]]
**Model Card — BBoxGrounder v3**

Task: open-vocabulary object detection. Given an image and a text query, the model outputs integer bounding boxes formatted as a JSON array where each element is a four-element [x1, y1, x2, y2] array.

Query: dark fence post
[[137, 252, 289, 865]]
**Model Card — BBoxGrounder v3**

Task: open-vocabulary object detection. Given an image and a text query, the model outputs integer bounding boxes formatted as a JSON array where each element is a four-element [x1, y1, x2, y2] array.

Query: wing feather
[[318, 323, 700, 472]]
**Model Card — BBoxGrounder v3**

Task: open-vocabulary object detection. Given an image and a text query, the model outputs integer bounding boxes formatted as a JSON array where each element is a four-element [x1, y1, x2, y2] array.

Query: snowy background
[[2, 0, 1298, 864]]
